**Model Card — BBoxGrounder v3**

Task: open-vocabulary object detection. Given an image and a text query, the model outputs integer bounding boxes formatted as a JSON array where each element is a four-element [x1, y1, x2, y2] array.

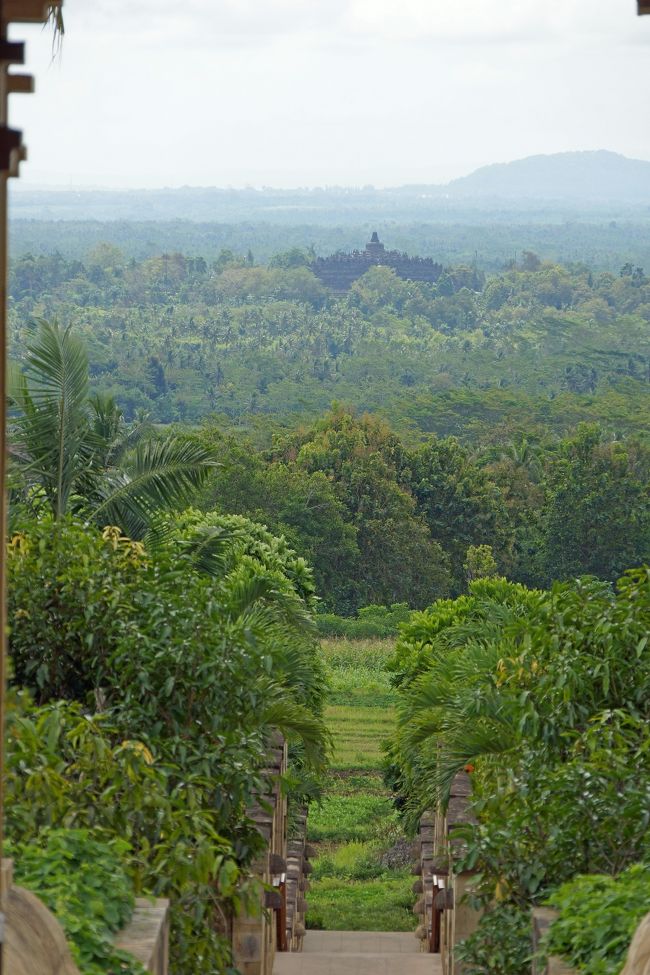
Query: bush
[[7, 509, 328, 972], [316, 603, 411, 638], [9, 828, 144, 975], [545, 865, 650, 975], [456, 905, 531, 975], [5, 692, 242, 973], [388, 569, 650, 971]]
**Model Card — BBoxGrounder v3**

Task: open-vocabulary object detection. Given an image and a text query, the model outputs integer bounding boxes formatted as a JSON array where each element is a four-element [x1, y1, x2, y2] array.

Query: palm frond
[[91, 437, 218, 537], [259, 691, 330, 771], [178, 522, 248, 576], [10, 320, 90, 517]]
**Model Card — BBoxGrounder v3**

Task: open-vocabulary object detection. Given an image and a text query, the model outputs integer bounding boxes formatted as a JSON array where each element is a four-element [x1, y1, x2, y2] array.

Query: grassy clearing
[[306, 638, 415, 932], [326, 705, 394, 769], [306, 875, 414, 931], [323, 637, 396, 707], [309, 791, 395, 843]]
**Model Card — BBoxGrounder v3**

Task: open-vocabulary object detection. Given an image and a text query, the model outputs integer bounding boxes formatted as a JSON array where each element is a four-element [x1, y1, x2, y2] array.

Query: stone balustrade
[[412, 771, 481, 974], [232, 734, 313, 975]]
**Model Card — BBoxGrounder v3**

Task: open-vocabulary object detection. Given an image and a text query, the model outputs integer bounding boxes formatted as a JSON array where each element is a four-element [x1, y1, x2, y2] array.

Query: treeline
[[10, 213, 650, 271], [7, 246, 650, 445], [191, 407, 650, 613]]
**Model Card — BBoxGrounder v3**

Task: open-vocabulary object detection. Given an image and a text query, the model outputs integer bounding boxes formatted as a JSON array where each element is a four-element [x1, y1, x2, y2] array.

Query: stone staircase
[[273, 931, 442, 975]]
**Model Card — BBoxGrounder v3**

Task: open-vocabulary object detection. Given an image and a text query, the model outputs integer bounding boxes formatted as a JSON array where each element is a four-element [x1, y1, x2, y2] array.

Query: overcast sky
[[8, 0, 650, 189]]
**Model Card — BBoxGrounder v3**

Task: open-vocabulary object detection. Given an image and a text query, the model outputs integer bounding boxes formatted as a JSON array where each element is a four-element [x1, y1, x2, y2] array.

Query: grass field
[[306, 638, 415, 933]]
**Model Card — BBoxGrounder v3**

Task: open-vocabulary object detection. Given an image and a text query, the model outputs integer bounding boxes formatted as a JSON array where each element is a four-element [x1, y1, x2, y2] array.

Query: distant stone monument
[[310, 233, 443, 292]]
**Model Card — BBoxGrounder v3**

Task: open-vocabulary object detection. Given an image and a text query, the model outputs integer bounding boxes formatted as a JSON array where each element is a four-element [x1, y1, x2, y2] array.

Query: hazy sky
[[9, 0, 650, 189]]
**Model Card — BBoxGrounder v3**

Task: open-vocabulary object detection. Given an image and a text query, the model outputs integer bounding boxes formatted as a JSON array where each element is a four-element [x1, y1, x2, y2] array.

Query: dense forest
[[8, 243, 650, 614], [10, 217, 650, 270], [8, 245, 650, 439]]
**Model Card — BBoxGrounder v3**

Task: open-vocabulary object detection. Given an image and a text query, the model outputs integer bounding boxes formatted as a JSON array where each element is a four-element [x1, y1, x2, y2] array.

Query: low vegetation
[[544, 866, 650, 975], [9, 828, 145, 975], [306, 638, 415, 932]]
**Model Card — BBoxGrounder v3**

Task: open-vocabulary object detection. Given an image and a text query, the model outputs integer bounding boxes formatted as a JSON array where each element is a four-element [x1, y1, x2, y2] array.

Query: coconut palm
[[9, 319, 216, 537]]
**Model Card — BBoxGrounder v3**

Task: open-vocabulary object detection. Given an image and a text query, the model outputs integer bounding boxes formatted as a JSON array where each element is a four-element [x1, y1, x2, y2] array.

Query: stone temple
[[310, 232, 443, 292]]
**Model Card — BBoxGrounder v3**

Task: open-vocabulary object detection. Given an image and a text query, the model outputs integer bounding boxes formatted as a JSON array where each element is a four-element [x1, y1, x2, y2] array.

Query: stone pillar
[[232, 735, 294, 975]]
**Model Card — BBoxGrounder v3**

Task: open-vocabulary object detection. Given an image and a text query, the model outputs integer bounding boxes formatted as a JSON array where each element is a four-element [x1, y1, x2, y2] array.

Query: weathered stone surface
[[449, 772, 472, 798], [434, 888, 454, 911], [114, 898, 169, 975], [547, 959, 577, 975], [5, 885, 81, 975], [446, 796, 476, 827], [265, 890, 283, 910], [620, 911, 650, 975]]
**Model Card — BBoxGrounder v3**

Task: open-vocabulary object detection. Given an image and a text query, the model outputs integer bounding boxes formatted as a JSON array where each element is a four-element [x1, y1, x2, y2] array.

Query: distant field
[[322, 637, 396, 709], [307, 638, 415, 933], [326, 706, 394, 769]]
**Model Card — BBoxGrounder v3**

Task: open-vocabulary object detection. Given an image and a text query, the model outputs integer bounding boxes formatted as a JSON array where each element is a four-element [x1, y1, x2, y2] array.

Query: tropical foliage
[[544, 866, 650, 975], [9, 319, 215, 537], [7, 249, 650, 443], [388, 569, 650, 973], [9, 828, 144, 975], [7, 472, 328, 970]]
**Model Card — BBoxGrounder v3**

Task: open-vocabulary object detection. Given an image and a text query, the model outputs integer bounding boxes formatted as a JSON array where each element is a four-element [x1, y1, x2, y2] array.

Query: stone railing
[[231, 734, 314, 974], [114, 898, 170, 975], [412, 771, 482, 974], [531, 908, 575, 975], [4, 857, 169, 975]]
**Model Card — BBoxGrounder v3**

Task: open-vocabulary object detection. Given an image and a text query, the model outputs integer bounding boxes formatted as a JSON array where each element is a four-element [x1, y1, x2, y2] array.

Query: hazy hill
[[447, 150, 650, 202], [9, 152, 650, 223]]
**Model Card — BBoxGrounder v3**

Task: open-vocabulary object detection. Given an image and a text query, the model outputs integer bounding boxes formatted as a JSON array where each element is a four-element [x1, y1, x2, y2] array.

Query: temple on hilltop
[[310, 232, 443, 292]]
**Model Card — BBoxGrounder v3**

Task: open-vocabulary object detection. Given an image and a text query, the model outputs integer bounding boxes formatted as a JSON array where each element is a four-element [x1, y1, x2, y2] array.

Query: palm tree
[[177, 518, 330, 769], [500, 437, 542, 479], [9, 319, 217, 537]]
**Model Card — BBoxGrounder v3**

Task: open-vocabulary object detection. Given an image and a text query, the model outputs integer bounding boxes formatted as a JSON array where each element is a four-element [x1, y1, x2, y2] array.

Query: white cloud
[[7, 0, 650, 189]]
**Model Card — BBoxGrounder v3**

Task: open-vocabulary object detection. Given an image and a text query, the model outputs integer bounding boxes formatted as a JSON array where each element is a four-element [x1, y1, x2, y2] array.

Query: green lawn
[[306, 638, 415, 932]]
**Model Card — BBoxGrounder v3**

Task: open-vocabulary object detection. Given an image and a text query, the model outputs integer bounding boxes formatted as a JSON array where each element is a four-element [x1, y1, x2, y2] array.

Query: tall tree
[[541, 424, 650, 583], [9, 319, 216, 537], [403, 436, 512, 591]]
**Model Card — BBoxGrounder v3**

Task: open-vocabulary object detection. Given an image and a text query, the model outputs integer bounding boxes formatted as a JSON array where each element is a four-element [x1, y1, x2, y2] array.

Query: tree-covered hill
[[9, 246, 650, 444]]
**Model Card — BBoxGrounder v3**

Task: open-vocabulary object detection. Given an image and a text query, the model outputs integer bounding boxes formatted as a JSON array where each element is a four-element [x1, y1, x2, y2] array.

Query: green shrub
[[5, 692, 242, 973], [7, 510, 328, 973], [545, 865, 650, 975], [312, 841, 385, 881], [316, 603, 411, 638], [389, 569, 650, 973], [9, 828, 144, 975], [456, 905, 531, 975]]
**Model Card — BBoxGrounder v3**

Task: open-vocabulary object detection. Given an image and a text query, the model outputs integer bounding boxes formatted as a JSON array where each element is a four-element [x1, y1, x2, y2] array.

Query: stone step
[[273, 932, 442, 975], [274, 953, 440, 975]]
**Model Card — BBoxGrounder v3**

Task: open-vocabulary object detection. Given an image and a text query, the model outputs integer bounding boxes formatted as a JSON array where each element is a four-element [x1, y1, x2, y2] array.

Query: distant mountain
[[9, 152, 650, 225], [446, 150, 650, 202]]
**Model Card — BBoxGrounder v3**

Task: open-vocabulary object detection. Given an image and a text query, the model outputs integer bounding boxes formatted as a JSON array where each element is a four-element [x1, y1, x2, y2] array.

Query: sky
[[8, 0, 650, 189]]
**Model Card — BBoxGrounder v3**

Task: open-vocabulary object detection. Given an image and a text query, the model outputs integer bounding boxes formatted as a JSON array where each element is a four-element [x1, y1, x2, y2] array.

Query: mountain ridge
[[445, 150, 650, 202]]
